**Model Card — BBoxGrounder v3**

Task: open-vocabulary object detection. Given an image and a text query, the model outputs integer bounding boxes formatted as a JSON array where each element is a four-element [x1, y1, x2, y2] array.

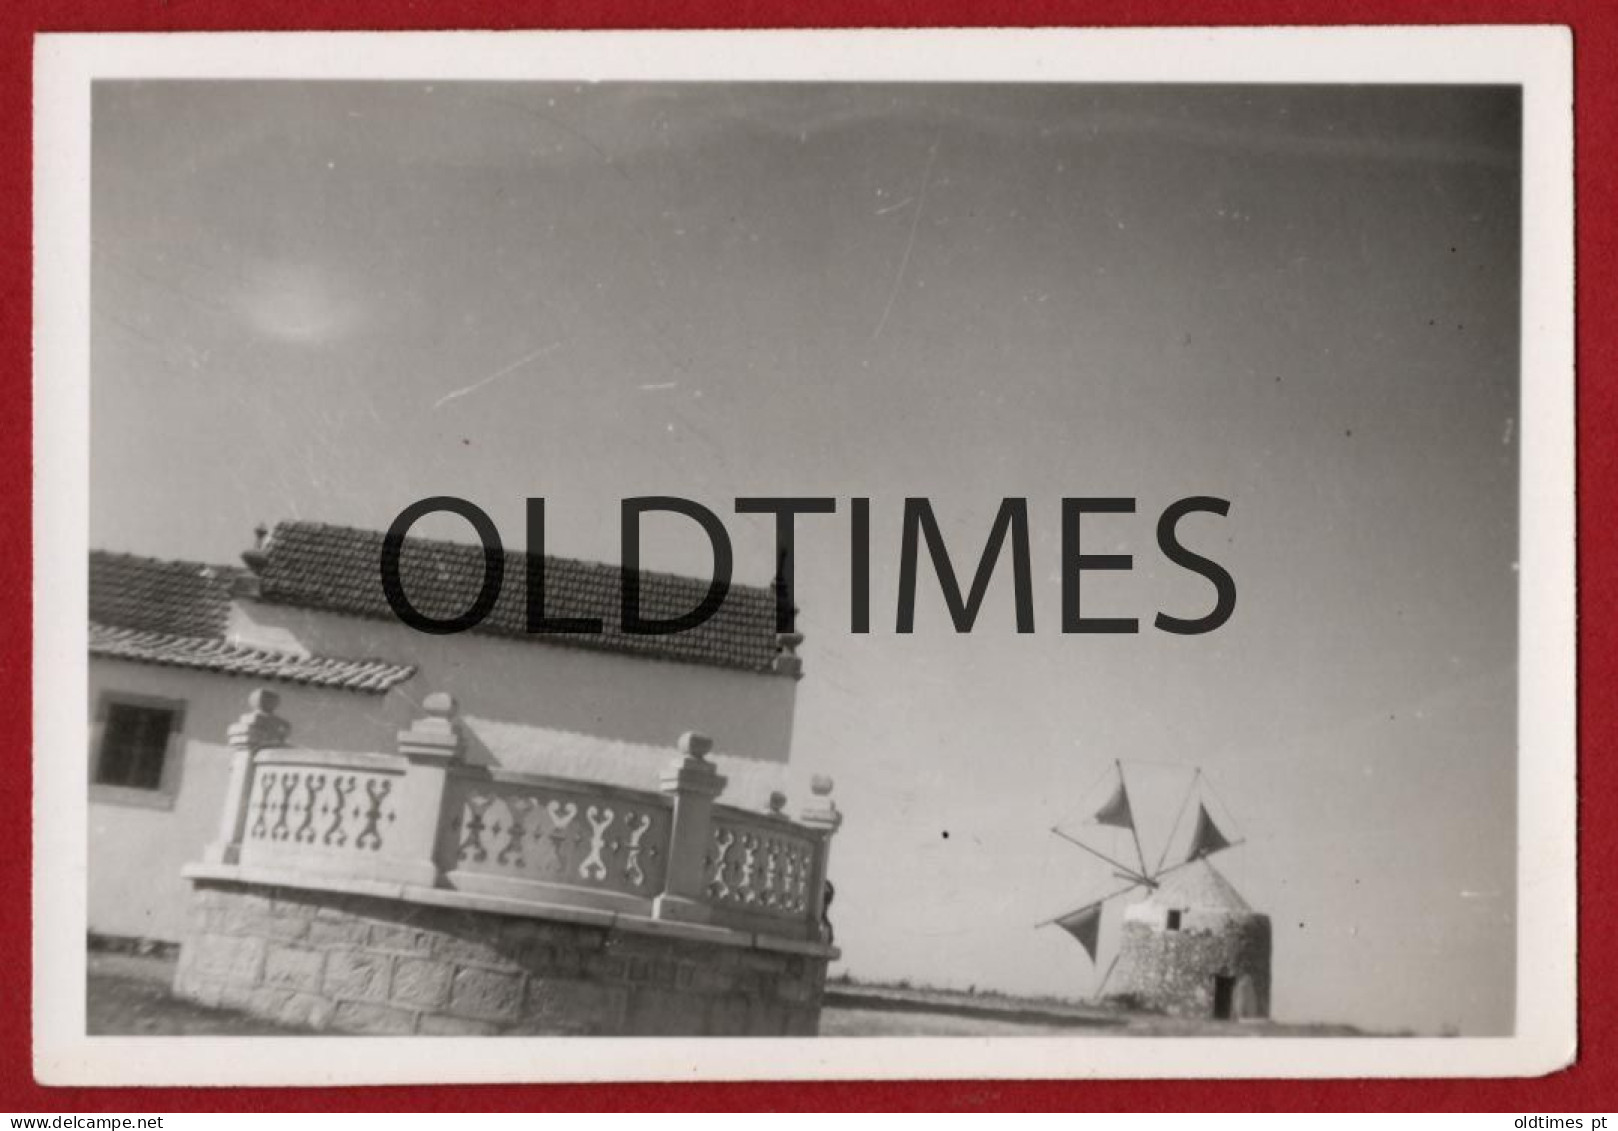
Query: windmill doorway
[[1212, 975, 1235, 1019]]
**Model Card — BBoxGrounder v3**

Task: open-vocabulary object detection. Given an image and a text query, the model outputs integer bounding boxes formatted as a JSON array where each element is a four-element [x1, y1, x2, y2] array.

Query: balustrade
[[196, 689, 839, 943], [439, 771, 674, 913]]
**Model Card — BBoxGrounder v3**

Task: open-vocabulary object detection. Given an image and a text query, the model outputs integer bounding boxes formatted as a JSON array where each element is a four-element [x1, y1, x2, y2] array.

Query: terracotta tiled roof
[[255, 520, 786, 675], [89, 552, 243, 639], [89, 624, 416, 694], [89, 550, 415, 695]]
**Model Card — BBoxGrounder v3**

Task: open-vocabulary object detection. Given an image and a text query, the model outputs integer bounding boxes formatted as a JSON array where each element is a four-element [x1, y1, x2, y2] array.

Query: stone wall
[[1104, 913, 1271, 1019], [174, 879, 827, 1036]]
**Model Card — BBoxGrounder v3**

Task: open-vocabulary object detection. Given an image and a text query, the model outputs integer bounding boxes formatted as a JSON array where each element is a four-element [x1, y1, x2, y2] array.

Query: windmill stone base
[[1101, 859, 1272, 1021]]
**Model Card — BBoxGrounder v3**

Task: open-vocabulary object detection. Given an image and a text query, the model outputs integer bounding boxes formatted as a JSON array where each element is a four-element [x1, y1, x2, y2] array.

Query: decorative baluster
[[457, 794, 493, 863], [543, 800, 578, 878], [761, 838, 781, 908], [268, 773, 296, 841], [579, 805, 615, 881], [737, 833, 760, 903], [323, 775, 355, 846], [356, 779, 393, 851], [203, 689, 291, 866], [498, 796, 536, 868], [622, 811, 652, 888], [293, 774, 324, 843], [707, 825, 736, 901]]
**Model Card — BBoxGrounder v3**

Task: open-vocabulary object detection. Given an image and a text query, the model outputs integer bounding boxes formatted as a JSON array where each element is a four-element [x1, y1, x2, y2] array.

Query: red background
[[2, 1, 1606, 1112]]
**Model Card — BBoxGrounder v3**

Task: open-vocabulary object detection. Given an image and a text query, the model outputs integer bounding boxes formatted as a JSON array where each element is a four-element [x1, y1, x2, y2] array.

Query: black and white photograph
[[32, 28, 1575, 1083]]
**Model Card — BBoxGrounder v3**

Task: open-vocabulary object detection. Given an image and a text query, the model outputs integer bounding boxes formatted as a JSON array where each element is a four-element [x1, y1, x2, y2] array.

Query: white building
[[89, 520, 801, 943]]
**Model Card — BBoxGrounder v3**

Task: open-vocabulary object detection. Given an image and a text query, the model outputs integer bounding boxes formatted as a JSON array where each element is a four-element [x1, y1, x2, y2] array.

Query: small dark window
[[1166, 910, 1183, 931], [95, 702, 178, 791]]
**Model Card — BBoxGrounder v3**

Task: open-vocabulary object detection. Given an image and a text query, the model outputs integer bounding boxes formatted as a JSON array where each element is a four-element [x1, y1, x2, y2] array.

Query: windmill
[[1037, 760, 1245, 998]]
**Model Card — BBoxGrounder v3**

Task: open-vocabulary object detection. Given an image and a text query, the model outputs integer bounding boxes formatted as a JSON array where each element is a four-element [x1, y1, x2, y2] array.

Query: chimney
[[234, 523, 270, 598]]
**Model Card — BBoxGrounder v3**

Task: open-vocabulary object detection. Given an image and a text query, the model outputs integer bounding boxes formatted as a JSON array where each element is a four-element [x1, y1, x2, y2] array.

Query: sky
[[89, 81, 1521, 1035]]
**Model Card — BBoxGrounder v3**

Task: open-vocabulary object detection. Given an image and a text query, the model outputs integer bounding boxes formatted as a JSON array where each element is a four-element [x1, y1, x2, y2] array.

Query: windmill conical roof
[[1139, 858, 1254, 913]]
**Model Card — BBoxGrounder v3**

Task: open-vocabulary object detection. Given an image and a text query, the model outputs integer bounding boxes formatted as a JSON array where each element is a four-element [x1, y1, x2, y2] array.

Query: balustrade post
[[203, 689, 290, 865], [653, 731, 727, 925], [799, 774, 843, 943], [391, 691, 464, 887]]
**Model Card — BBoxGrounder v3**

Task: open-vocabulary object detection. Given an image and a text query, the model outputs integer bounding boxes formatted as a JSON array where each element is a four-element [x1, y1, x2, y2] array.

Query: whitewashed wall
[[90, 599, 800, 943], [88, 659, 403, 942], [228, 597, 798, 804]]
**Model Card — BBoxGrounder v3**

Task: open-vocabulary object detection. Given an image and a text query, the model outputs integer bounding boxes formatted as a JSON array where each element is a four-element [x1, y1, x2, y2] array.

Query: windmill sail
[[1044, 763, 1250, 985], [1052, 902, 1105, 962], [1184, 803, 1232, 861], [1091, 777, 1136, 830]]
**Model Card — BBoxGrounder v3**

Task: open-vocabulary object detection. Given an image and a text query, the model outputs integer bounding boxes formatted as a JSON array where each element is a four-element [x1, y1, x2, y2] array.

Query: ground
[[89, 951, 314, 1036], [89, 951, 1365, 1037]]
